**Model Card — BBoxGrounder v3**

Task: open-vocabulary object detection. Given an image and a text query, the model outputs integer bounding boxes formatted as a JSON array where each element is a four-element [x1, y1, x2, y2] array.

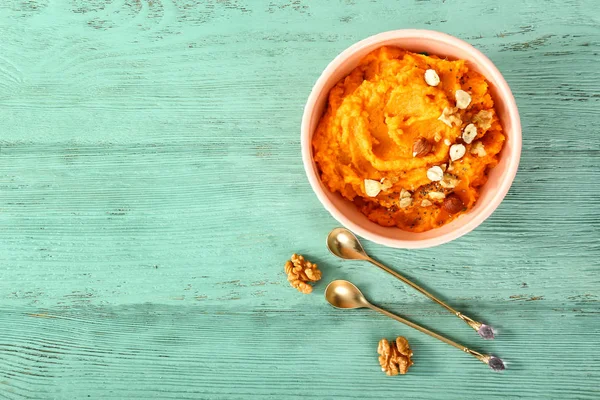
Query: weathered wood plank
[[1, 305, 599, 399]]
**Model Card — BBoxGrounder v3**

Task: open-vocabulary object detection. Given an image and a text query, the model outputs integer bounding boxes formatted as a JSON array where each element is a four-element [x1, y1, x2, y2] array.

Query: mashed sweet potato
[[312, 46, 505, 232]]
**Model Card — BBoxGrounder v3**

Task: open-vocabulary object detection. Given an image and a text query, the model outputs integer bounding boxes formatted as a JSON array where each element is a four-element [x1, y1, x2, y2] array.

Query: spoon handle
[[368, 303, 490, 365], [367, 257, 483, 332]]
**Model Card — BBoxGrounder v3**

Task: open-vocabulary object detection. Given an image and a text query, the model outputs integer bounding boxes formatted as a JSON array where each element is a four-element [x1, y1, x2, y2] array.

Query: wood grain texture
[[0, 0, 599, 398]]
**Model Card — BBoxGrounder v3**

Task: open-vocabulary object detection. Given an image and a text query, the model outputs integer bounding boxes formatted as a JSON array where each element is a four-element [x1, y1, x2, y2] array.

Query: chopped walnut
[[471, 141, 487, 157], [377, 337, 414, 376], [438, 107, 461, 127], [472, 110, 493, 130], [284, 254, 322, 294], [439, 173, 460, 189], [380, 178, 393, 190]]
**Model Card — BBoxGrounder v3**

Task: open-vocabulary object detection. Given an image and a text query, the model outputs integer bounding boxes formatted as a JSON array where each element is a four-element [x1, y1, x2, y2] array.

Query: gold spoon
[[327, 227, 495, 339], [325, 280, 505, 371]]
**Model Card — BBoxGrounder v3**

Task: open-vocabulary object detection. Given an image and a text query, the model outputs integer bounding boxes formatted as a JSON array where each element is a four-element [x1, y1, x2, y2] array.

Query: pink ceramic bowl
[[301, 30, 521, 249]]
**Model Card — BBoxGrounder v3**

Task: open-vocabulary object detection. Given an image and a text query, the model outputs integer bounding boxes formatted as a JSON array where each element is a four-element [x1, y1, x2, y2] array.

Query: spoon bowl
[[327, 228, 369, 260], [325, 280, 369, 309]]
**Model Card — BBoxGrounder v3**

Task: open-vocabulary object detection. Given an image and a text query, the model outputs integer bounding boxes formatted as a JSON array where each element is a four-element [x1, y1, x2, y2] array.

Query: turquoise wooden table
[[1, 1, 599, 398]]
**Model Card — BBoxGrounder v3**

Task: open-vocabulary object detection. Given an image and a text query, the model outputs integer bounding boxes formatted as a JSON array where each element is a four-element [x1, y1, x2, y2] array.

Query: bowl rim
[[301, 29, 522, 248]]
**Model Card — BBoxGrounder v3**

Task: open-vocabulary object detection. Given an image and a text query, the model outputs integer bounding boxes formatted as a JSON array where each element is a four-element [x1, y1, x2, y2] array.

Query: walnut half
[[284, 254, 322, 294], [377, 337, 414, 376]]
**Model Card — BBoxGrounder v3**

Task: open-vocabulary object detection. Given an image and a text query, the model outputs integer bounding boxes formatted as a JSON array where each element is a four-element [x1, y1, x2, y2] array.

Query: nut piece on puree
[[312, 46, 505, 232]]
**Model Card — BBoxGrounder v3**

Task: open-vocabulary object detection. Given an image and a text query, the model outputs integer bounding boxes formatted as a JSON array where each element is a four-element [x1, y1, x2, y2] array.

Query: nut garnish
[[455, 90, 471, 109], [421, 199, 433, 207], [462, 123, 478, 144], [442, 194, 465, 214], [426, 166, 444, 181], [428, 191, 446, 200], [378, 337, 414, 376], [399, 197, 412, 209], [380, 178, 393, 190], [439, 173, 460, 189], [444, 138, 451, 146], [399, 189, 412, 209], [412, 137, 433, 157], [424, 69, 440, 86], [472, 110, 493, 130], [364, 179, 382, 197], [284, 254, 322, 294], [449, 144, 466, 161], [471, 141, 487, 157], [438, 107, 462, 127]]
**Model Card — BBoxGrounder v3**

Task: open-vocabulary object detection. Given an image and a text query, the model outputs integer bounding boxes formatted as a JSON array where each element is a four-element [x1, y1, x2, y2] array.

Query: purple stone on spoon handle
[[488, 356, 506, 372], [457, 313, 496, 339], [465, 349, 506, 371], [478, 324, 495, 340]]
